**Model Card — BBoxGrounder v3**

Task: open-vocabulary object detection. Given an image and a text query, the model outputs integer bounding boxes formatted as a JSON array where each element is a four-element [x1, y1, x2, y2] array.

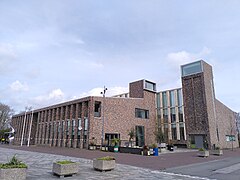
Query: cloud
[[0, 43, 17, 74], [48, 89, 64, 99], [72, 86, 128, 99], [166, 47, 211, 68], [73, 60, 104, 69], [32, 88, 65, 108], [9, 80, 29, 92]]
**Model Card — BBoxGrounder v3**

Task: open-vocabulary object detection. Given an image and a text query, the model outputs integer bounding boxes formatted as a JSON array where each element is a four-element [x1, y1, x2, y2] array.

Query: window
[[162, 92, 167, 108], [179, 123, 185, 140], [156, 93, 160, 108], [226, 135, 236, 142], [135, 126, 145, 147], [170, 108, 176, 123], [163, 109, 168, 123], [171, 124, 177, 140], [135, 108, 149, 119], [177, 89, 183, 106], [181, 61, 203, 77], [144, 81, 156, 91], [94, 101, 101, 117], [170, 91, 175, 107], [178, 107, 183, 122]]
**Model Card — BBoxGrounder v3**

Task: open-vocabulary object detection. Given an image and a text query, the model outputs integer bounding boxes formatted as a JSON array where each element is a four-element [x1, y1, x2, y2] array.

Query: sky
[[0, 0, 240, 113]]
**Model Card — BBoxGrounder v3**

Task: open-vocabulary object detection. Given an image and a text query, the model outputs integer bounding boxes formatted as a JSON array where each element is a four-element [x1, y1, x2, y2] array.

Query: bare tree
[[0, 102, 14, 130]]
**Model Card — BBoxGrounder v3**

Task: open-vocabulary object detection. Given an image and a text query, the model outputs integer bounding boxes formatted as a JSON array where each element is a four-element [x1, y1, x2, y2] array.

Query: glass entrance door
[[136, 126, 145, 147]]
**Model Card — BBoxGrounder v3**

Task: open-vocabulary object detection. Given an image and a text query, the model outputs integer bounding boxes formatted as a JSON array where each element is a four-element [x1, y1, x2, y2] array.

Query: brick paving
[[0, 146, 208, 180], [0, 144, 240, 179]]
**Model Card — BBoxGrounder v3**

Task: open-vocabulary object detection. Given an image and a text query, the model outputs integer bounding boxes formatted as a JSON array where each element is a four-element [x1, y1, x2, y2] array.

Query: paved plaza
[[0, 147, 210, 180]]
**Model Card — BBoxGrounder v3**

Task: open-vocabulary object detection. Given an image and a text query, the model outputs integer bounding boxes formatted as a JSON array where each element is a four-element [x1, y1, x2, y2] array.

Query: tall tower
[[181, 60, 218, 149]]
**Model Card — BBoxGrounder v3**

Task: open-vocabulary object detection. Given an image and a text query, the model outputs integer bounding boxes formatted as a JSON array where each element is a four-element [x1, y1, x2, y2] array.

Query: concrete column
[[35, 112, 40, 144], [72, 104, 77, 148], [63, 106, 68, 147], [68, 105, 73, 148]]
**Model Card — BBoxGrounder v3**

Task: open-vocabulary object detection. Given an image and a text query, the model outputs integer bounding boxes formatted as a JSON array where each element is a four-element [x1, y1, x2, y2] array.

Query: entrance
[[190, 134, 206, 149], [105, 133, 120, 146], [195, 135, 204, 149]]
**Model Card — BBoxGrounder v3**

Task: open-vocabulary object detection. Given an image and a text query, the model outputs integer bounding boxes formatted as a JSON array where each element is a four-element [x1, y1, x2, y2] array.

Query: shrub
[[56, 160, 75, 164], [198, 148, 205, 151], [0, 155, 27, 169], [190, 144, 196, 149], [152, 143, 158, 148], [97, 156, 115, 161]]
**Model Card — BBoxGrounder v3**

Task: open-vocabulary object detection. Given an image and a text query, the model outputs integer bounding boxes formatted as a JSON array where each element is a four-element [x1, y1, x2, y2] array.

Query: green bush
[[152, 143, 158, 148], [0, 155, 27, 169], [97, 156, 115, 161], [56, 160, 75, 164], [198, 148, 205, 151], [190, 144, 196, 149]]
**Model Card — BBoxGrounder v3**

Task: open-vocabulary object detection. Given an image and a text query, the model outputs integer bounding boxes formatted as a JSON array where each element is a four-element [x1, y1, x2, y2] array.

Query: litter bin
[[167, 145, 174, 151]]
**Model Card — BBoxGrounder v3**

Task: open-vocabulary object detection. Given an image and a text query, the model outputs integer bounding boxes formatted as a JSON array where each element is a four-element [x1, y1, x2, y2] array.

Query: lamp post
[[20, 106, 32, 146], [27, 108, 34, 147], [101, 86, 107, 148]]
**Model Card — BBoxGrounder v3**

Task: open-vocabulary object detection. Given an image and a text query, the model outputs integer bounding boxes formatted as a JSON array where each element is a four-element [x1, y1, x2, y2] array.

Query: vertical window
[[157, 109, 161, 120], [94, 101, 101, 117], [84, 118, 88, 131], [178, 107, 183, 122], [135, 126, 145, 147], [162, 92, 167, 108], [164, 124, 169, 140], [171, 124, 177, 140], [163, 109, 168, 123], [135, 108, 149, 119], [177, 89, 183, 106], [77, 118, 81, 148], [179, 123, 185, 140], [170, 91, 175, 107], [156, 93, 160, 108], [170, 108, 176, 123]]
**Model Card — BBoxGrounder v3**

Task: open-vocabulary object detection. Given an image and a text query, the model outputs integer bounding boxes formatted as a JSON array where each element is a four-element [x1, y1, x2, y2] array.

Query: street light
[[20, 106, 32, 146], [100, 86, 107, 148]]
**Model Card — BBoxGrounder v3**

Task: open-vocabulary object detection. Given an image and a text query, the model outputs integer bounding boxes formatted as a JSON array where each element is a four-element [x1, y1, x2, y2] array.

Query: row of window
[[156, 89, 183, 108]]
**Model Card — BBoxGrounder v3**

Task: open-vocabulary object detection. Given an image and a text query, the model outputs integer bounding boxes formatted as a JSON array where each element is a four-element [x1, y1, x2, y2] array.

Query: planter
[[149, 148, 154, 155], [143, 150, 150, 156], [0, 168, 27, 180], [89, 145, 96, 150], [101, 146, 108, 151], [198, 150, 209, 157], [167, 145, 174, 151], [52, 162, 79, 177], [211, 149, 223, 156], [153, 147, 159, 156], [119, 147, 142, 155], [93, 158, 115, 171]]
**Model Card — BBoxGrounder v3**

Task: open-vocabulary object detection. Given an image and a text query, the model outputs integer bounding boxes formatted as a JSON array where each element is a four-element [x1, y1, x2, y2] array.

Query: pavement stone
[[0, 147, 210, 180]]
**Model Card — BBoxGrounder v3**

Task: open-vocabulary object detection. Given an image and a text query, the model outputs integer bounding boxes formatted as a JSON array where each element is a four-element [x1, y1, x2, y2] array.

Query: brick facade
[[11, 80, 156, 149], [182, 60, 239, 149]]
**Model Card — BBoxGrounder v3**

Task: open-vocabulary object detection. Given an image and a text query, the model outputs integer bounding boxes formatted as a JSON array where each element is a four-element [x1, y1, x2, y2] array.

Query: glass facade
[[181, 61, 203, 77], [156, 88, 186, 142]]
